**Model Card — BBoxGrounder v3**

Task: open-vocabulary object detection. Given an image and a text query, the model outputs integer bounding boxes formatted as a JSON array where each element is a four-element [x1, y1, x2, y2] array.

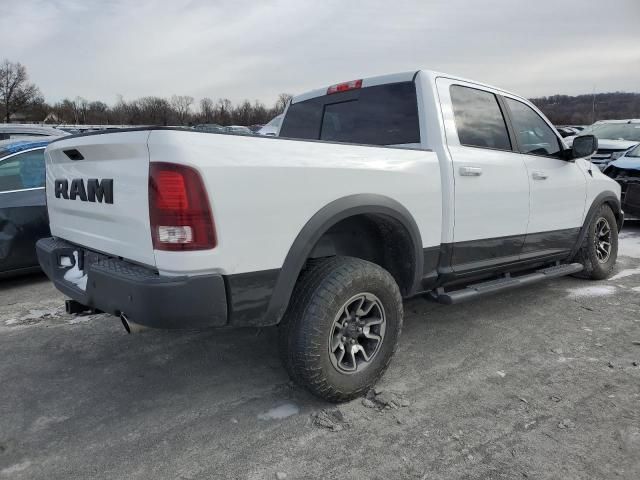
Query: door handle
[[459, 166, 483, 176], [532, 171, 548, 180]]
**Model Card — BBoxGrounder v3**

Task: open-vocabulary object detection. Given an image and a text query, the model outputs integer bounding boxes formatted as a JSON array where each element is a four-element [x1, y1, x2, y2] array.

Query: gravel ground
[[1, 223, 639, 480]]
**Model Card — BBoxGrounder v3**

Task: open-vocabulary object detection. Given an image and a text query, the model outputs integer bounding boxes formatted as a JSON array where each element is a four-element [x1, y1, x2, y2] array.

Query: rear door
[[45, 131, 156, 266], [436, 78, 530, 274], [501, 96, 586, 257], [0, 148, 49, 273]]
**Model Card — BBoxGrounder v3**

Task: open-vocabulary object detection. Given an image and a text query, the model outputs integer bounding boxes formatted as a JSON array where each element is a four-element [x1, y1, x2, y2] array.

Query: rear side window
[[0, 149, 45, 192], [280, 82, 420, 146], [450, 85, 511, 151]]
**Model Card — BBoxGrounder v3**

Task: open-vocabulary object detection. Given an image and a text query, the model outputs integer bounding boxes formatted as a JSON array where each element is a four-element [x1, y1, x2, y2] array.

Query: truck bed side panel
[[147, 131, 442, 276]]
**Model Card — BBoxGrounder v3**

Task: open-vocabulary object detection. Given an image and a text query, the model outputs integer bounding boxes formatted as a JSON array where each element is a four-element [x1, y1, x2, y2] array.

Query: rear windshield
[[280, 81, 420, 146]]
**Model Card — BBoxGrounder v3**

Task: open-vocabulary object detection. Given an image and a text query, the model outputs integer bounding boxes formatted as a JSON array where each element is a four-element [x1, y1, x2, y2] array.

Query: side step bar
[[433, 263, 584, 305]]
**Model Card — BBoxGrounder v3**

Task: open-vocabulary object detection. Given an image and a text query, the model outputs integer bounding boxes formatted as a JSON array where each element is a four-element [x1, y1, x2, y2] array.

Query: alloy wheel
[[328, 293, 386, 374], [594, 217, 612, 263]]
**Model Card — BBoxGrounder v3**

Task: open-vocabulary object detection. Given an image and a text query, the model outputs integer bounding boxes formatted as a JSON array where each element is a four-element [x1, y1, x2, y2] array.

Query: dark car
[[602, 143, 640, 219], [0, 139, 53, 277]]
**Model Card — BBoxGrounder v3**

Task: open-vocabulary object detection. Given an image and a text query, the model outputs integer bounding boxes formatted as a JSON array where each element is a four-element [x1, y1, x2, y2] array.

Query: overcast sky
[[2, 0, 639, 107]]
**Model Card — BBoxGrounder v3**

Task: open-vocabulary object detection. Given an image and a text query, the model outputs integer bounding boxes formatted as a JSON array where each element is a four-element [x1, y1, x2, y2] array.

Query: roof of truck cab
[[290, 69, 522, 104]]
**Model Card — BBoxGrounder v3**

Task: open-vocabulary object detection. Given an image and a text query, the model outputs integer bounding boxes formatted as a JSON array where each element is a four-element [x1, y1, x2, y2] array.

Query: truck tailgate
[[44, 131, 156, 267]]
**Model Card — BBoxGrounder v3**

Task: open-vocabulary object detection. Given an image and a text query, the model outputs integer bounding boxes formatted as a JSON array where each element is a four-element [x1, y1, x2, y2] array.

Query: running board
[[434, 263, 584, 305]]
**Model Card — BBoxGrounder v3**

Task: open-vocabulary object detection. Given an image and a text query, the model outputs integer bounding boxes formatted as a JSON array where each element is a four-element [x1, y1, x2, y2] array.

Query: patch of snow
[[59, 256, 73, 267], [496, 370, 506, 378], [633, 286, 640, 292], [68, 317, 90, 325], [30, 415, 70, 432], [21, 308, 60, 321], [619, 232, 640, 259], [567, 285, 616, 297], [257, 403, 300, 420], [610, 267, 640, 281], [5, 318, 17, 325], [1, 460, 32, 475], [63, 251, 87, 291]]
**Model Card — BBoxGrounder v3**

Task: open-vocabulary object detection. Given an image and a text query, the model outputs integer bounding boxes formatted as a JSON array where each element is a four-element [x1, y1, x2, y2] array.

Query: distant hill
[[530, 92, 640, 125]]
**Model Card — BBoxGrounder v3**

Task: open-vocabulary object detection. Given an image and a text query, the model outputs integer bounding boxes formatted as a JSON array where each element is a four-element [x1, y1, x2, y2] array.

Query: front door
[[501, 97, 587, 258]]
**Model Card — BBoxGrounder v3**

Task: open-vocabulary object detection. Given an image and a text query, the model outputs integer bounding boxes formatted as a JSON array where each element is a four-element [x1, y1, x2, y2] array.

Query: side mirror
[[572, 134, 598, 159]]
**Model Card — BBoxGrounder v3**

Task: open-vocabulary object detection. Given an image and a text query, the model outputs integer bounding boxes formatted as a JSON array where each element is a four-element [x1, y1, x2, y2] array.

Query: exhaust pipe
[[120, 313, 148, 334]]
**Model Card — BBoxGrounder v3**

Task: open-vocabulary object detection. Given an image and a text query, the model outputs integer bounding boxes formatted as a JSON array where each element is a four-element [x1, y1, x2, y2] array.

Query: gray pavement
[[1, 223, 639, 479]]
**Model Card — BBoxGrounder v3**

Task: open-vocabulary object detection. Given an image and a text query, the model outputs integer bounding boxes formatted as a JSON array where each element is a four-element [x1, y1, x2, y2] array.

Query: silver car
[[0, 124, 70, 140]]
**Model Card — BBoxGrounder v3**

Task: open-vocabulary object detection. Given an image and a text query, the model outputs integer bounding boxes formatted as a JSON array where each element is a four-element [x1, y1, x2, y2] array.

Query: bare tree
[[199, 97, 215, 123], [215, 98, 233, 125], [74, 96, 89, 124], [274, 93, 293, 115], [137, 96, 172, 125], [0, 59, 41, 122], [171, 95, 194, 125]]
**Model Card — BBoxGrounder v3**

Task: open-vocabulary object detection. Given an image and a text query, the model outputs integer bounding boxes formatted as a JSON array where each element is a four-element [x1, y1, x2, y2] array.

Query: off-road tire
[[573, 204, 618, 280], [278, 256, 403, 402]]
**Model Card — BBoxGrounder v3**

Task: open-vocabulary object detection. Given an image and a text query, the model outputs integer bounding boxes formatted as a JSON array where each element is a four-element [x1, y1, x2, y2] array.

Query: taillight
[[149, 162, 217, 251], [327, 79, 362, 95]]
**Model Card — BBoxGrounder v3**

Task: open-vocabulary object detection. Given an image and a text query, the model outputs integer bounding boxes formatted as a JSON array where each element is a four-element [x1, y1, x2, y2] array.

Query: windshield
[[581, 123, 640, 142], [626, 143, 640, 157]]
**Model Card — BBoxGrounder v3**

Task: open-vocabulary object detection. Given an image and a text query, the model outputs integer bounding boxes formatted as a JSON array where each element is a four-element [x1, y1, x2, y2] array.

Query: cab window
[[504, 98, 562, 158]]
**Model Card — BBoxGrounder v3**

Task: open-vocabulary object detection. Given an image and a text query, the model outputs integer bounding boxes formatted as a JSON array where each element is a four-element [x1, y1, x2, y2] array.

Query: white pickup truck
[[37, 70, 622, 402]]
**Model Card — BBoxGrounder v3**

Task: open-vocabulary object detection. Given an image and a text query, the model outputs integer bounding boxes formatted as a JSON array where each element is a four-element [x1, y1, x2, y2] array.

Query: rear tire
[[278, 256, 403, 402], [573, 204, 618, 280]]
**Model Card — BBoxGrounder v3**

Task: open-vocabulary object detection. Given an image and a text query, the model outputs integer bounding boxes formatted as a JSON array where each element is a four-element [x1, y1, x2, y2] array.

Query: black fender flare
[[264, 194, 424, 325], [569, 191, 622, 260]]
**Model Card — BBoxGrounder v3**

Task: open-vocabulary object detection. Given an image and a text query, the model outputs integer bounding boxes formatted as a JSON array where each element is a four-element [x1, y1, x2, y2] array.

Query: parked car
[[564, 119, 640, 167], [0, 124, 69, 140], [258, 114, 283, 136], [223, 125, 254, 134], [556, 126, 581, 138], [0, 139, 55, 277], [37, 70, 620, 402], [193, 124, 225, 133], [603, 143, 640, 219]]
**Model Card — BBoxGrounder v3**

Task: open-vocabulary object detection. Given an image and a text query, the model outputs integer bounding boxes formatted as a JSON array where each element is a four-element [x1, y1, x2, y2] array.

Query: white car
[[564, 119, 640, 166], [223, 125, 253, 135], [257, 114, 283, 136], [0, 124, 69, 140], [37, 70, 622, 402]]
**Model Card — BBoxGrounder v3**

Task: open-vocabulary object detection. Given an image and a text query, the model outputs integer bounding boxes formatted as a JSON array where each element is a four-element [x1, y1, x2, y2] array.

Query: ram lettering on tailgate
[[54, 178, 114, 204]]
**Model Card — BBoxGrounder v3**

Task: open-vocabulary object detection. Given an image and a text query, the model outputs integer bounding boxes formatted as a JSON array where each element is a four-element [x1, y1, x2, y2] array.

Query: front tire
[[279, 256, 403, 402], [574, 204, 618, 280]]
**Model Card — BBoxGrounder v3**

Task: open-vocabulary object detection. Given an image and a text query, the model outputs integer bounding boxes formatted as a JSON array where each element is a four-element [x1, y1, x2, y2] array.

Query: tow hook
[[120, 313, 148, 334], [65, 299, 91, 315]]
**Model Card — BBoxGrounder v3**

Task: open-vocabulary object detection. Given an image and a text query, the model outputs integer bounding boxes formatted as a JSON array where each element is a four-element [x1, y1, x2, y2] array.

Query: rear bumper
[[36, 237, 228, 329]]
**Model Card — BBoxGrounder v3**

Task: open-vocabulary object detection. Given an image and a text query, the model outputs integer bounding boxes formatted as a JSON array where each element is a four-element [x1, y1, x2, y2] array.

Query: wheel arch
[[569, 191, 622, 261], [264, 194, 424, 325]]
